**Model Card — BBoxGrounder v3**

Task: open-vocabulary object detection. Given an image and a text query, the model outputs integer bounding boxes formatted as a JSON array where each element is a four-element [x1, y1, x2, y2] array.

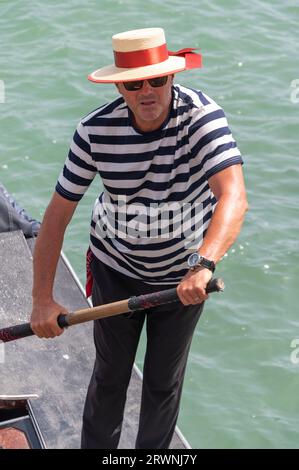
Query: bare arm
[[177, 164, 248, 305], [30, 192, 79, 337], [198, 164, 248, 262]]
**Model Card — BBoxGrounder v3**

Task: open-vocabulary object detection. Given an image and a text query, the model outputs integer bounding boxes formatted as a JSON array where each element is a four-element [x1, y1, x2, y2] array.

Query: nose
[[140, 80, 153, 93]]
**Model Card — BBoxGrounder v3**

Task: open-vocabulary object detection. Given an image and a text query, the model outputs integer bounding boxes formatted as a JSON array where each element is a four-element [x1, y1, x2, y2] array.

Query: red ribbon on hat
[[168, 48, 202, 69], [114, 44, 202, 69]]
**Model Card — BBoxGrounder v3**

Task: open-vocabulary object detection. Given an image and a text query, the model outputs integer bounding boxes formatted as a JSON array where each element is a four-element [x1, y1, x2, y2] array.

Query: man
[[30, 28, 248, 449]]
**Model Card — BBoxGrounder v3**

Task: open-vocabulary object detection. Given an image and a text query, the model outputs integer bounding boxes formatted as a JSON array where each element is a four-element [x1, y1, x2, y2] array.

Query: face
[[116, 75, 174, 132]]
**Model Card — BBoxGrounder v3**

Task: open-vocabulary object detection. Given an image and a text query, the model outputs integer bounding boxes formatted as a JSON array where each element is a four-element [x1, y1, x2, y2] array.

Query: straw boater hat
[[88, 28, 202, 83]]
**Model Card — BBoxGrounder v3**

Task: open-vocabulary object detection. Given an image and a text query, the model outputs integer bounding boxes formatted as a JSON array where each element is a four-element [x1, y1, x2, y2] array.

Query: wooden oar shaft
[[67, 299, 129, 326], [0, 278, 224, 343]]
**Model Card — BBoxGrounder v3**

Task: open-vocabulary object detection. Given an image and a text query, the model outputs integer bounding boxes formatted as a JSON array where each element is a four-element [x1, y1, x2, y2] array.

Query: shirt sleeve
[[55, 121, 97, 201], [189, 99, 243, 179]]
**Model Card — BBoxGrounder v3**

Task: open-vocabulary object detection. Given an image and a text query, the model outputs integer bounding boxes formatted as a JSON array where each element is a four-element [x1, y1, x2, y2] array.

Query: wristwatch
[[187, 252, 216, 272]]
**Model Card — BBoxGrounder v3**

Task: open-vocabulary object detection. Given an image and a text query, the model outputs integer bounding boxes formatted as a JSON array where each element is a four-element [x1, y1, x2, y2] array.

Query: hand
[[176, 267, 213, 305], [30, 298, 68, 338]]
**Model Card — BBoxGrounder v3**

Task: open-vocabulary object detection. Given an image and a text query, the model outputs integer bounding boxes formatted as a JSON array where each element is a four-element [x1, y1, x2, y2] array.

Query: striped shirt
[[56, 84, 243, 285]]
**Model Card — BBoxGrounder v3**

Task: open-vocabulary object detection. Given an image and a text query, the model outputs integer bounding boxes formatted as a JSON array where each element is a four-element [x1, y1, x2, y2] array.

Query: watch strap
[[198, 256, 215, 272]]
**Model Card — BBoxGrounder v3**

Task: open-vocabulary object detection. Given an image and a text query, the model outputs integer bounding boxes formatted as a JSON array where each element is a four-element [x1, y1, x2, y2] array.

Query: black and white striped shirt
[[56, 84, 243, 285]]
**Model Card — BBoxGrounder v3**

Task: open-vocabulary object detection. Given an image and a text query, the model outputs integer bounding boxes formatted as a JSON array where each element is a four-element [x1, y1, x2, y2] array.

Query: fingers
[[177, 286, 209, 305], [176, 270, 212, 306], [30, 302, 67, 339], [31, 319, 64, 338]]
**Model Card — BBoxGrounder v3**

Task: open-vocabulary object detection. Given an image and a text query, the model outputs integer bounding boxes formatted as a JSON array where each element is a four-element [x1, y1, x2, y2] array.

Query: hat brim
[[88, 56, 186, 83]]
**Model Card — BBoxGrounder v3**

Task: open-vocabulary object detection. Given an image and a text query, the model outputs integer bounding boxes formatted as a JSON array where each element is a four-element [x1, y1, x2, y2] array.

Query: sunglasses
[[123, 75, 168, 91]]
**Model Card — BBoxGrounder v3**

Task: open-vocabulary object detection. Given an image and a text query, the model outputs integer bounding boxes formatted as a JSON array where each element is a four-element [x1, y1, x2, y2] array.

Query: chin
[[141, 114, 159, 122], [140, 109, 162, 122]]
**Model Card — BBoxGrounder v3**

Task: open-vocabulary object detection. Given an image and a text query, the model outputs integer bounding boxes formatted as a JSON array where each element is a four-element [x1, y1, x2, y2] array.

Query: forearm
[[199, 193, 248, 264], [177, 165, 248, 305], [32, 192, 78, 302], [32, 215, 65, 302]]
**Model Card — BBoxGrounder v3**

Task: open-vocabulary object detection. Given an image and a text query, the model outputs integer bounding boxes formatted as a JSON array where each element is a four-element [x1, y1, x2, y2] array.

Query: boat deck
[[0, 230, 189, 449]]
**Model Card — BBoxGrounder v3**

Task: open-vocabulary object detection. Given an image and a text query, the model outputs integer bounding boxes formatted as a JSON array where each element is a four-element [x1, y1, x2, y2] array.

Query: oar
[[0, 278, 224, 343]]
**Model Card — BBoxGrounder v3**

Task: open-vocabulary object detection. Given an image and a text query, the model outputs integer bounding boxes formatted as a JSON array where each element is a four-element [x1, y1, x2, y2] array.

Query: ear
[[115, 83, 121, 94]]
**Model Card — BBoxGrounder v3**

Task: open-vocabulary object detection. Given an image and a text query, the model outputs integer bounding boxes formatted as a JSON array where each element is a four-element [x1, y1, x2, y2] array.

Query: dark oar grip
[[0, 314, 69, 343], [206, 277, 225, 293], [128, 277, 224, 311], [57, 314, 69, 328], [0, 323, 34, 343]]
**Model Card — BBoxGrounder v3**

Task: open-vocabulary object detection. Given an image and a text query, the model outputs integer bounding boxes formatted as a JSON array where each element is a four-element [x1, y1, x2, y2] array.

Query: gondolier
[[30, 27, 248, 449]]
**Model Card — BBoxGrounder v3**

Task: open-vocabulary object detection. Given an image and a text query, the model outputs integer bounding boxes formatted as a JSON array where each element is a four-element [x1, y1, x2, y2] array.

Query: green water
[[0, 0, 298, 448]]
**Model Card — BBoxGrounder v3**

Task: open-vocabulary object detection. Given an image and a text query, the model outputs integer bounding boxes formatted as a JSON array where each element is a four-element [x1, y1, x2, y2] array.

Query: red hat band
[[114, 44, 202, 70]]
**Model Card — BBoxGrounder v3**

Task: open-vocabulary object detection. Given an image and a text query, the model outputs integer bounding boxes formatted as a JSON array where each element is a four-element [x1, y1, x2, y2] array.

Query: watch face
[[188, 252, 201, 267]]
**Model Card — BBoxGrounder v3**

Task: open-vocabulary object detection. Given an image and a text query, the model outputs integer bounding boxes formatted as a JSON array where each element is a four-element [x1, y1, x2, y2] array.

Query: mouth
[[140, 100, 156, 106]]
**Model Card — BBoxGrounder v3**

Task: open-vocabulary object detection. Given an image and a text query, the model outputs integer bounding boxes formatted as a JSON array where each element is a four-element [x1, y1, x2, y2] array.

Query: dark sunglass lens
[[149, 76, 168, 87], [123, 76, 168, 91], [124, 80, 143, 91]]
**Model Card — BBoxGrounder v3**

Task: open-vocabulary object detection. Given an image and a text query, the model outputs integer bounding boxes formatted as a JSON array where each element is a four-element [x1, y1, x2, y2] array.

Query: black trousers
[[81, 258, 204, 449]]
